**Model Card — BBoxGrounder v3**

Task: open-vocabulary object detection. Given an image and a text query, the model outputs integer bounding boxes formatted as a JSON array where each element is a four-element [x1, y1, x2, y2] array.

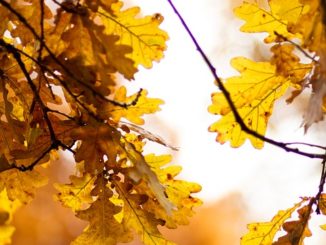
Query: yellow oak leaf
[[114, 181, 176, 245], [72, 185, 133, 245], [241, 201, 304, 245], [103, 86, 164, 125], [100, 1, 169, 68], [234, 0, 309, 43], [208, 57, 290, 148], [0, 168, 48, 204], [54, 174, 95, 212], [122, 205, 176, 245], [0, 189, 21, 245]]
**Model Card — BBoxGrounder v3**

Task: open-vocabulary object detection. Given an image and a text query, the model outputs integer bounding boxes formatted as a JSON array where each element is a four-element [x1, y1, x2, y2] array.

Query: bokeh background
[[11, 0, 326, 244]]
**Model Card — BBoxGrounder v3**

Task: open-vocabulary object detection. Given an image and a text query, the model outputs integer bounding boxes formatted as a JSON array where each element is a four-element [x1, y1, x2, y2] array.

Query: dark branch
[[11, 145, 53, 171], [38, 0, 45, 60]]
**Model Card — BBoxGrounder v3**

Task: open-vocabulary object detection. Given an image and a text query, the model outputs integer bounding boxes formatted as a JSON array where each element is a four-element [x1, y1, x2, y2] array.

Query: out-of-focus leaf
[[0, 189, 21, 244], [0, 168, 48, 204]]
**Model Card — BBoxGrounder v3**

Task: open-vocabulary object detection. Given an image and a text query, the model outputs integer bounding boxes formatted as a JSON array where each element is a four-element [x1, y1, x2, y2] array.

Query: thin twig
[[38, 0, 45, 60], [285, 142, 326, 150], [12, 145, 52, 171]]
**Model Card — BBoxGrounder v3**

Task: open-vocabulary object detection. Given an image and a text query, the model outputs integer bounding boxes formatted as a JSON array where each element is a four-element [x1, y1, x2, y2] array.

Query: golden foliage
[[211, 0, 326, 244], [0, 1, 200, 244], [209, 0, 321, 146]]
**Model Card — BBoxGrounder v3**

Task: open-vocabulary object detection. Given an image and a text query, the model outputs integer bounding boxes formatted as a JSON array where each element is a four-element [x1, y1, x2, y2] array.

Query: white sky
[[126, 0, 326, 244]]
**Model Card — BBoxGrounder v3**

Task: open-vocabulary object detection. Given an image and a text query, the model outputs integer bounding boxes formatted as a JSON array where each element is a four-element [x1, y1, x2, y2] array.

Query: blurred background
[[11, 0, 326, 244]]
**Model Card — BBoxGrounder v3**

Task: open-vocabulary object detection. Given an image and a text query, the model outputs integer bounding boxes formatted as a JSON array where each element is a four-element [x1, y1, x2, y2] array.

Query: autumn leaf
[[140, 154, 202, 228], [241, 200, 304, 245], [208, 57, 290, 148], [70, 124, 121, 174], [72, 197, 131, 245], [50, 9, 137, 81], [0, 1, 201, 244], [0, 225, 14, 245], [54, 174, 95, 212], [0, 168, 48, 204], [320, 224, 326, 230], [0, 189, 21, 245], [122, 202, 176, 245], [234, 0, 309, 43], [72, 176, 133, 245], [103, 86, 164, 125], [100, 1, 169, 68], [114, 180, 176, 245]]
